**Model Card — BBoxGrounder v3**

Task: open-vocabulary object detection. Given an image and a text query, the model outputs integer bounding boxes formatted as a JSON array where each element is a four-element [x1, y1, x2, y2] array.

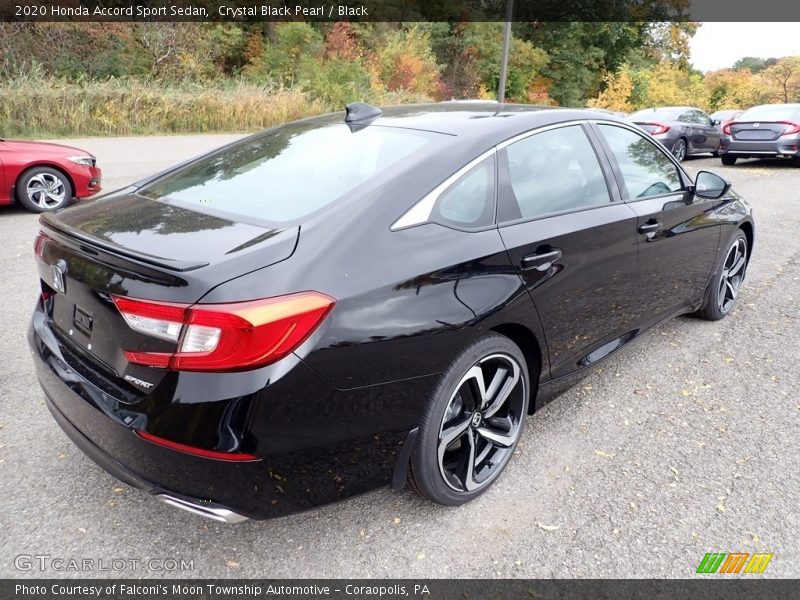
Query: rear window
[[629, 108, 681, 121], [139, 123, 437, 224], [738, 105, 800, 122]]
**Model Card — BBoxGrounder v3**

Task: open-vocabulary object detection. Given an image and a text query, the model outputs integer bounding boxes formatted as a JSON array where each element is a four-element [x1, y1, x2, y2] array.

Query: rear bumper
[[43, 389, 248, 522], [719, 136, 800, 158], [29, 304, 429, 520]]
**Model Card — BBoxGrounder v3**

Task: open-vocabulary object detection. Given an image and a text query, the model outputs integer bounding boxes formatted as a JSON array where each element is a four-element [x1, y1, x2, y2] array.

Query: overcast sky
[[690, 23, 800, 72]]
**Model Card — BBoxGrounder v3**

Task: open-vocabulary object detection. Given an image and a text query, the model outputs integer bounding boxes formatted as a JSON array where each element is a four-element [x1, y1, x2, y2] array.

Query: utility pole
[[497, 0, 513, 103]]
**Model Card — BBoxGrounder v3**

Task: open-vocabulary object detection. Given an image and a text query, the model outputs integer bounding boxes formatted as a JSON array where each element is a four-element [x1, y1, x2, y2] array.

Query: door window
[[499, 125, 611, 222], [692, 110, 711, 125], [597, 124, 683, 200]]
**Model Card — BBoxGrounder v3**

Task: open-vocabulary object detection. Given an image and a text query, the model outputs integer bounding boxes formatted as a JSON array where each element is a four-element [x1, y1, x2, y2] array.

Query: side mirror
[[693, 170, 731, 199]]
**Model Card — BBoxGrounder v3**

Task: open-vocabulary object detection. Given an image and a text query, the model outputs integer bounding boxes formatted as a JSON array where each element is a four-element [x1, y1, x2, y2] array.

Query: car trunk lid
[[729, 121, 792, 141]]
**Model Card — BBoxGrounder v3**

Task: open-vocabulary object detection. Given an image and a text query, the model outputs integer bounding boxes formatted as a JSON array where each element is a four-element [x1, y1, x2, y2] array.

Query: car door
[[496, 122, 642, 380], [0, 145, 6, 203], [592, 122, 721, 325], [694, 110, 721, 152], [676, 110, 704, 153]]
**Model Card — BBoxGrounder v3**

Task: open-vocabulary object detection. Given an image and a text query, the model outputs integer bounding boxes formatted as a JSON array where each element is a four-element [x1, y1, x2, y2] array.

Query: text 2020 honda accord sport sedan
[[29, 103, 754, 522]]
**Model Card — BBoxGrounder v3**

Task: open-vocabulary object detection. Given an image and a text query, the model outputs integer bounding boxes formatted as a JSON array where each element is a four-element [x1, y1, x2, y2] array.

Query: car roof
[[306, 102, 624, 148], [750, 103, 800, 108], [632, 106, 696, 112]]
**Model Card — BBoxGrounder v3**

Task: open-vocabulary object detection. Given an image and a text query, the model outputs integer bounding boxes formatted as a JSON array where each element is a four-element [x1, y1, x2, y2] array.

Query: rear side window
[[500, 125, 611, 222], [430, 155, 495, 229], [598, 124, 682, 199], [139, 123, 437, 224]]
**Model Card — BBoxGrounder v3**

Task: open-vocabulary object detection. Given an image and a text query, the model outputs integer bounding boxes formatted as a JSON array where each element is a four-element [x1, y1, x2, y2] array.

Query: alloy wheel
[[672, 139, 687, 161], [718, 237, 747, 314], [26, 173, 66, 209], [437, 353, 526, 492]]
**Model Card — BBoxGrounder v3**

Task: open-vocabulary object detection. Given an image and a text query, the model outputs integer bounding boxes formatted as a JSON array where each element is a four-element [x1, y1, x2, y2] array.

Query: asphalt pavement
[[0, 135, 798, 578]]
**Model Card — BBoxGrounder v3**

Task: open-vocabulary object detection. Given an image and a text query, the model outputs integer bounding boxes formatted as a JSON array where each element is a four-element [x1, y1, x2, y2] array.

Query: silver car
[[718, 103, 800, 166], [627, 106, 722, 162]]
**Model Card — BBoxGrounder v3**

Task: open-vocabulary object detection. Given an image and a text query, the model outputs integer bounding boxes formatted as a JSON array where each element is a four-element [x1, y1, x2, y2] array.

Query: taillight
[[779, 121, 800, 136], [721, 121, 733, 135], [33, 231, 47, 259], [648, 122, 670, 135], [113, 292, 335, 372]]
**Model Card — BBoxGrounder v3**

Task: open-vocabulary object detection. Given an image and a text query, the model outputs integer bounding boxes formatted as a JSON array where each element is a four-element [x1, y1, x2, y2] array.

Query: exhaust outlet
[[157, 494, 249, 523]]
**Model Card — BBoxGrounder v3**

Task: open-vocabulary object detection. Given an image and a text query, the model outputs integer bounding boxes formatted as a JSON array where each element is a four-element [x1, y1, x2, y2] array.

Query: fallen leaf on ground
[[536, 522, 559, 531], [594, 449, 615, 459]]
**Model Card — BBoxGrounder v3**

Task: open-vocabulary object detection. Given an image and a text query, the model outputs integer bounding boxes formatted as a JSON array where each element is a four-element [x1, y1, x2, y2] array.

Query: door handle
[[521, 248, 562, 271], [638, 221, 662, 234]]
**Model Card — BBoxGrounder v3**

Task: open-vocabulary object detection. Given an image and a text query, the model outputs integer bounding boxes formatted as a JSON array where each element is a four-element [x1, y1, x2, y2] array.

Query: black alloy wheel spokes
[[437, 353, 526, 492]]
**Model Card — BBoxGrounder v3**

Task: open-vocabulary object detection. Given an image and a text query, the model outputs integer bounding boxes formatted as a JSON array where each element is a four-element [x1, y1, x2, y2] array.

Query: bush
[[0, 78, 327, 137]]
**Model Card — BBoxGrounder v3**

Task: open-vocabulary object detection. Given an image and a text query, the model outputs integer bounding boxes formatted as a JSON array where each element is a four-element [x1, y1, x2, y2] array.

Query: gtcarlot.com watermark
[[14, 554, 194, 572]]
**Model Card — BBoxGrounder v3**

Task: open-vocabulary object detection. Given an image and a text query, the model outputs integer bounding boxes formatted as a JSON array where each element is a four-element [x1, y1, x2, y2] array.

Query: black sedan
[[628, 106, 722, 161], [29, 103, 754, 522]]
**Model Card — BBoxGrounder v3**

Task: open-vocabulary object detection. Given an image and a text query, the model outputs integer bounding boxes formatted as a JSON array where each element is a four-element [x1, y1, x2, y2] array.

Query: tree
[[588, 70, 634, 112], [371, 25, 443, 98], [731, 56, 777, 74], [703, 68, 764, 110], [760, 57, 800, 103]]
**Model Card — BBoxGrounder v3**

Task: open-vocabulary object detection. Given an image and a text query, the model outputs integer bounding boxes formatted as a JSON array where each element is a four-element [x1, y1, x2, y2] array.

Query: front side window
[[692, 110, 711, 125], [500, 125, 611, 222], [598, 124, 683, 199]]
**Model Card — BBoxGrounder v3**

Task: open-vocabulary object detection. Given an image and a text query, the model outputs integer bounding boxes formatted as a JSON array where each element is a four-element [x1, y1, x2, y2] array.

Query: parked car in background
[[709, 109, 743, 126], [627, 106, 721, 161], [29, 103, 754, 521], [0, 139, 101, 213], [717, 103, 800, 166]]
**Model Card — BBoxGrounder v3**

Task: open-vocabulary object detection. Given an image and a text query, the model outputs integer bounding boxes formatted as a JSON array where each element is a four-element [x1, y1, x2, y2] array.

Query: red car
[[0, 139, 101, 213]]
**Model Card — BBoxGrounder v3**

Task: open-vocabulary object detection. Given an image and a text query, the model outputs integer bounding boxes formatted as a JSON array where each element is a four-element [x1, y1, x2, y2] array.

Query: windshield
[[139, 123, 439, 224], [738, 105, 800, 122], [628, 108, 681, 121]]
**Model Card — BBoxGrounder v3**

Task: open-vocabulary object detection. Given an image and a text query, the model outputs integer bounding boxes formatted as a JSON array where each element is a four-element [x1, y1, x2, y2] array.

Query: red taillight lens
[[779, 120, 800, 136], [135, 430, 260, 462], [114, 292, 335, 372], [721, 121, 733, 135], [33, 232, 47, 259], [648, 122, 670, 135]]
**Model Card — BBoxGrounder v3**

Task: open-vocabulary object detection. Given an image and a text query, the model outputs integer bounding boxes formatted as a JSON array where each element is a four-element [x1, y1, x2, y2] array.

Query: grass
[[0, 79, 332, 138]]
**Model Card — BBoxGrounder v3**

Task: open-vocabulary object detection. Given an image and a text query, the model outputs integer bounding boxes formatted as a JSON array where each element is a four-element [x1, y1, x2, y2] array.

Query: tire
[[721, 155, 737, 166], [671, 138, 687, 162], [16, 166, 73, 213], [408, 333, 531, 506], [698, 230, 748, 321]]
